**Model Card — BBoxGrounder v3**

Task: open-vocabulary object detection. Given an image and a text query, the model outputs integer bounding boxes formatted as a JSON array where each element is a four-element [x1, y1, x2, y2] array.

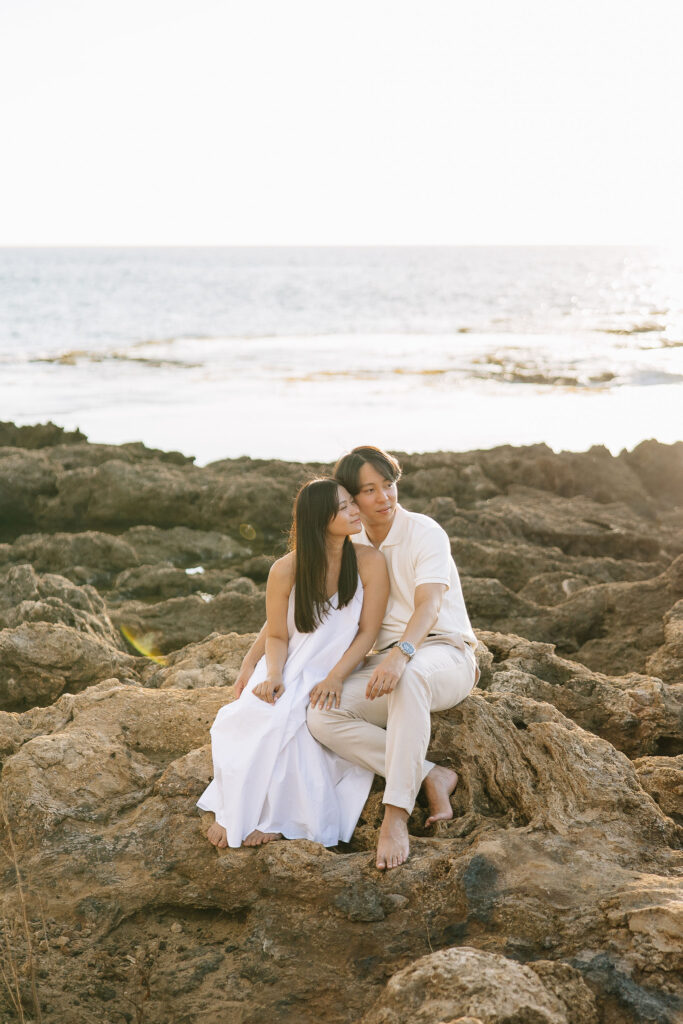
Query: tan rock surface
[[0, 563, 122, 646], [464, 554, 683, 678], [478, 631, 683, 758], [0, 528, 141, 578], [1, 429, 683, 1023], [0, 621, 140, 712], [646, 597, 683, 685], [111, 563, 240, 603], [634, 753, 683, 822], [144, 631, 257, 689], [360, 947, 598, 1024], [111, 580, 266, 653], [1, 681, 681, 1023]]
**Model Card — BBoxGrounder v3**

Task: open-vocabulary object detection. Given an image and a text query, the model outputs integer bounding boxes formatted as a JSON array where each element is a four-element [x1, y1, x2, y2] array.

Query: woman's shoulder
[[268, 552, 296, 589], [355, 543, 382, 564], [355, 544, 388, 580]]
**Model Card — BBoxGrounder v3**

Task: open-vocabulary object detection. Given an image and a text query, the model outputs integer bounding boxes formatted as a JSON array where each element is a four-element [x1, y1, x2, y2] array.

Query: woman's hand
[[252, 676, 285, 704], [234, 665, 254, 698], [366, 648, 408, 700], [309, 675, 343, 711]]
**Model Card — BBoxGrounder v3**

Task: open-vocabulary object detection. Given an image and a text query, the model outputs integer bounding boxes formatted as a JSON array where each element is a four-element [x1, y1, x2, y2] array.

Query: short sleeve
[[413, 523, 451, 588]]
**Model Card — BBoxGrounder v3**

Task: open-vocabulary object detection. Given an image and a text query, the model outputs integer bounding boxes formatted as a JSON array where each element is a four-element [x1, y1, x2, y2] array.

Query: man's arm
[[234, 622, 266, 697], [366, 582, 446, 700]]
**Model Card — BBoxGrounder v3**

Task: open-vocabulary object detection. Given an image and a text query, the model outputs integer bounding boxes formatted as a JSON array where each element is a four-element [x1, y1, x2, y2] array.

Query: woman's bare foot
[[376, 805, 410, 870], [207, 822, 228, 848], [243, 830, 283, 846], [423, 765, 458, 827]]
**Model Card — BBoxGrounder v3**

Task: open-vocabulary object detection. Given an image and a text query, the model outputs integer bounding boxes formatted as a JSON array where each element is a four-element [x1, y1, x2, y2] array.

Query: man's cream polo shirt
[[352, 503, 477, 652]]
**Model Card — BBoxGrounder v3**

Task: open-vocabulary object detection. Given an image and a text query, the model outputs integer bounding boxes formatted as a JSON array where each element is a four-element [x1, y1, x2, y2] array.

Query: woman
[[197, 478, 389, 849]]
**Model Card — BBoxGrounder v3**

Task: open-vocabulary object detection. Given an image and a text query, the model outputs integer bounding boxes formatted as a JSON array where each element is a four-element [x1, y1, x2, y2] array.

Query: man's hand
[[309, 675, 343, 711], [252, 676, 285, 704], [366, 648, 409, 700]]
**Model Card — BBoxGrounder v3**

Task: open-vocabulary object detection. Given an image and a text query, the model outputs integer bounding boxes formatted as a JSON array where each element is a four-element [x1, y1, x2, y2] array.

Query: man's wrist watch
[[396, 640, 416, 660]]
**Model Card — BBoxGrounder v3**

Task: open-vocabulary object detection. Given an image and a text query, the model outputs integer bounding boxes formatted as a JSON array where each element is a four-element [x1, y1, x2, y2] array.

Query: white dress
[[197, 582, 374, 848]]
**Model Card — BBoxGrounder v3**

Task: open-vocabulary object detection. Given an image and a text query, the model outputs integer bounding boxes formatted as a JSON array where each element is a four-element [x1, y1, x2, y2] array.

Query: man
[[306, 446, 478, 870], [234, 445, 478, 869]]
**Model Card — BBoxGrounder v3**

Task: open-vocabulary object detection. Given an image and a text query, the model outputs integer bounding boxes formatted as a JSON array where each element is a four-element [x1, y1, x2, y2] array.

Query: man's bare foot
[[207, 822, 228, 848], [376, 805, 409, 870], [423, 765, 458, 827], [243, 830, 283, 847]]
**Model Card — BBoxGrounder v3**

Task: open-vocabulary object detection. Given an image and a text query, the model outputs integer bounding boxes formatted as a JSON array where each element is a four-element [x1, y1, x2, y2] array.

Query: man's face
[[354, 462, 398, 530]]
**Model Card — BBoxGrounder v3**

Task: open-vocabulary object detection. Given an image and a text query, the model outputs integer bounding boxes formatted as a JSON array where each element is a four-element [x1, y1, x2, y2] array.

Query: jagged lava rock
[[0, 528, 142, 584], [111, 578, 266, 654], [0, 563, 122, 646], [477, 631, 683, 758], [1, 685, 681, 1023], [646, 597, 683, 685], [465, 553, 683, 677], [111, 563, 240, 602], [144, 631, 256, 689], [0, 419, 87, 448], [3, 432, 683, 692], [0, 622, 140, 711], [0, 444, 312, 539], [1, 428, 683, 1023], [634, 753, 683, 823]]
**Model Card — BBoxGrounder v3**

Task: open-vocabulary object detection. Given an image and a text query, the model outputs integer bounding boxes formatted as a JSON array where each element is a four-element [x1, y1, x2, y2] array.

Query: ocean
[[1, 246, 681, 464]]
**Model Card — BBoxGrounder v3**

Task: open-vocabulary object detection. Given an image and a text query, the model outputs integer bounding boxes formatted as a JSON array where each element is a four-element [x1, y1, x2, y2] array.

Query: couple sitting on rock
[[197, 445, 479, 870]]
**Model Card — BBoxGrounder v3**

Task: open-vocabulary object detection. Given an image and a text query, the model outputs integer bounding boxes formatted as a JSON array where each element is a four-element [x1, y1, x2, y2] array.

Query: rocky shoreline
[[0, 422, 681, 1024]]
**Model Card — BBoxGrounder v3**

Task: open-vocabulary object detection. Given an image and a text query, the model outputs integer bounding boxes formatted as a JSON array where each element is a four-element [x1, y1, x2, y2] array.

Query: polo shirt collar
[[358, 503, 408, 549]]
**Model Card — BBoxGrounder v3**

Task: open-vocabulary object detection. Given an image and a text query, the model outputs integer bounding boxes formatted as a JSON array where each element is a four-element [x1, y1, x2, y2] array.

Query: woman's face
[[327, 485, 362, 537]]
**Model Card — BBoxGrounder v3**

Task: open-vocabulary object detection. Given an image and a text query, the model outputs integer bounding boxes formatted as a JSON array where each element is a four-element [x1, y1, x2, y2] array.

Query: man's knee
[[395, 665, 431, 704], [398, 648, 473, 711]]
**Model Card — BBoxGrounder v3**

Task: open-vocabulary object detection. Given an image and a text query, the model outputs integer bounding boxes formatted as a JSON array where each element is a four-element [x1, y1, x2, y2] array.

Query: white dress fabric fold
[[197, 583, 374, 848]]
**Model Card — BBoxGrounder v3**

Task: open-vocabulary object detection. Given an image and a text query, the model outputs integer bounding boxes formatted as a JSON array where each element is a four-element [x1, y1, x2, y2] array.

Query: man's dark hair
[[333, 445, 402, 496]]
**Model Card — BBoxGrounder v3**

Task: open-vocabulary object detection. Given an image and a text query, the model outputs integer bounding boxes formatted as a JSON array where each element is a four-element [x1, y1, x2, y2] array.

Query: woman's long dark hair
[[288, 478, 358, 633]]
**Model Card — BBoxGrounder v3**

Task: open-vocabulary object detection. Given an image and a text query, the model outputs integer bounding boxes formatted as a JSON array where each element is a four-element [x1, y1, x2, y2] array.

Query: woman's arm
[[252, 556, 294, 705], [309, 547, 389, 710], [234, 624, 266, 698]]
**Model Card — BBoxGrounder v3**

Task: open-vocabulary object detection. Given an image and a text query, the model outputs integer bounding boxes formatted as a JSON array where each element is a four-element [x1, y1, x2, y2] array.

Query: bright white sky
[[1, 0, 681, 245]]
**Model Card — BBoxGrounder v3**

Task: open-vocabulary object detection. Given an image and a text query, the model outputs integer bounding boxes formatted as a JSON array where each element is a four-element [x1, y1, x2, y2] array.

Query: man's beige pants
[[307, 642, 477, 815]]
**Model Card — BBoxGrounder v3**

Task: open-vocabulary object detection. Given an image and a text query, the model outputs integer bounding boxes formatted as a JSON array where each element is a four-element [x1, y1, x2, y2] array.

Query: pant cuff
[[382, 789, 417, 815]]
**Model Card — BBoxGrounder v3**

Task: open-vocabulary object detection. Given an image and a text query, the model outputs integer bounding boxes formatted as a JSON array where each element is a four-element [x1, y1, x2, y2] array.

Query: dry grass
[[0, 794, 42, 1023]]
